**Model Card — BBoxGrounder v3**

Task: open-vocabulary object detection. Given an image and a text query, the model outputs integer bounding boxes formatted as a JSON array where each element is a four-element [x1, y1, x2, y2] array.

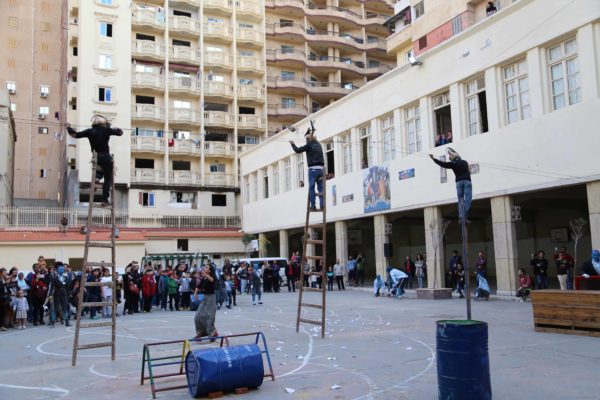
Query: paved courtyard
[[0, 288, 598, 400]]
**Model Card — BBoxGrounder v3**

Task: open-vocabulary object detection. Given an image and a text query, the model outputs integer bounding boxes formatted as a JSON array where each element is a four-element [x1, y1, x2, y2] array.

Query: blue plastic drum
[[436, 320, 492, 400], [185, 344, 265, 398]]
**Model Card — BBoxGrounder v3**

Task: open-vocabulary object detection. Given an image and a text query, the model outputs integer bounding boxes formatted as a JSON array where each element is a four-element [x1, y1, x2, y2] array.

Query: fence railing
[[0, 207, 241, 230]]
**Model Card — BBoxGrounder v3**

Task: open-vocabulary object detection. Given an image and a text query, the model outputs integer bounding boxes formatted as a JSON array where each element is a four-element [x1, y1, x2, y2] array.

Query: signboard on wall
[[399, 168, 415, 180], [362, 165, 391, 213], [342, 194, 354, 203]]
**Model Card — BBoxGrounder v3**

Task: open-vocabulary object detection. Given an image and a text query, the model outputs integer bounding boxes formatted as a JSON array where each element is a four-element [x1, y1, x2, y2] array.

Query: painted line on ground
[[0, 383, 70, 396]]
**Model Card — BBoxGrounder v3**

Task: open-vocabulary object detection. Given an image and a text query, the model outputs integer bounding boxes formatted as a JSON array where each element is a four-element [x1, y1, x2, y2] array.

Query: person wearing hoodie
[[429, 148, 471, 221]]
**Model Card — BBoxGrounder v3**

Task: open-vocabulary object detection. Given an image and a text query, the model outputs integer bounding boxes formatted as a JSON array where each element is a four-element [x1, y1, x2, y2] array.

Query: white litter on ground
[[331, 384, 340, 390], [285, 388, 296, 394]]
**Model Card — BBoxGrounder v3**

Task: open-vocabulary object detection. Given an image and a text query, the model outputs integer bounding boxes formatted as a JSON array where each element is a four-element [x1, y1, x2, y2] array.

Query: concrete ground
[[0, 288, 598, 400]]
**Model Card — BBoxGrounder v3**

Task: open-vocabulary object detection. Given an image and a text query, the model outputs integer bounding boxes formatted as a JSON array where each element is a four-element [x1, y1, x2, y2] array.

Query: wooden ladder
[[72, 152, 117, 366], [296, 170, 327, 338]]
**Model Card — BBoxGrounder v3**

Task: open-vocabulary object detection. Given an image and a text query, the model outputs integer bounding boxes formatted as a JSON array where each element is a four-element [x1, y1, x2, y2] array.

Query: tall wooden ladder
[[296, 170, 327, 338], [72, 152, 117, 366]]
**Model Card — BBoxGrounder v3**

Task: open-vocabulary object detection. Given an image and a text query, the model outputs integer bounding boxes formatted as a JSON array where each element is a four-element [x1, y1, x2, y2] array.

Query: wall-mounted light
[[408, 55, 423, 66]]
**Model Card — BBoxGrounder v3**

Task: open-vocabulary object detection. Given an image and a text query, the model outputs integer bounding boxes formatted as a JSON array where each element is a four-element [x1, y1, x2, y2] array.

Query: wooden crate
[[530, 290, 600, 337]]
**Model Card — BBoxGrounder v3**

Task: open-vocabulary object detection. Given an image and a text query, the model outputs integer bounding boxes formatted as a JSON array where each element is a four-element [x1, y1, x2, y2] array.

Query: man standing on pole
[[429, 148, 471, 222], [289, 121, 325, 210], [66, 115, 123, 206]]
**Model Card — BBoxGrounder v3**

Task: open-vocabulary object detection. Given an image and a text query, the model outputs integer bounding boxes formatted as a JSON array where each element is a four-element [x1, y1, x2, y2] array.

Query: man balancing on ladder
[[66, 115, 123, 206], [429, 147, 471, 222], [289, 121, 325, 210]]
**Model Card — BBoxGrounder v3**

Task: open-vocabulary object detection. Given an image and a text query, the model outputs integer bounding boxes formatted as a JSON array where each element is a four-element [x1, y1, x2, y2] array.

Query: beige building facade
[[0, 90, 17, 207], [265, 0, 396, 135], [241, 0, 600, 295], [1, 0, 68, 206]]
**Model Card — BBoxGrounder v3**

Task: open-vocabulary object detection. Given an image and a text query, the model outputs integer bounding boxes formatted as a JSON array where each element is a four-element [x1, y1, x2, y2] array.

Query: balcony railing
[[0, 207, 241, 229], [203, 22, 233, 40], [131, 136, 165, 153], [237, 28, 263, 44], [204, 141, 236, 157], [170, 46, 201, 64], [205, 172, 236, 187], [204, 111, 234, 127], [238, 114, 265, 130], [170, 138, 202, 156], [131, 104, 165, 121], [169, 16, 200, 35], [236, 0, 262, 17], [238, 143, 257, 153], [267, 104, 309, 117], [204, 0, 232, 12], [267, 76, 358, 95], [170, 75, 201, 93], [170, 108, 201, 124], [204, 51, 233, 68], [132, 71, 164, 90], [169, 170, 202, 186], [237, 56, 263, 72], [132, 40, 165, 59], [237, 85, 264, 101], [131, 168, 165, 185], [204, 81, 233, 97], [132, 8, 165, 29]]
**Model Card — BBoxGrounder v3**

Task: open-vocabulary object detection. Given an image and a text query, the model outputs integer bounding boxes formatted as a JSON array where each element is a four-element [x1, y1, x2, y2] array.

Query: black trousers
[[336, 276, 345, 290], [287, 276, 296, 292], [96, 153, 114, 202]]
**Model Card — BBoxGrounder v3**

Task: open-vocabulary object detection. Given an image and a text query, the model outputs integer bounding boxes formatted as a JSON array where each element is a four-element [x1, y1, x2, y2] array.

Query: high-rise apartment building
[[66, 0, 266, 219], [1, 0, 68, 206], [265, 0, 397, 134]]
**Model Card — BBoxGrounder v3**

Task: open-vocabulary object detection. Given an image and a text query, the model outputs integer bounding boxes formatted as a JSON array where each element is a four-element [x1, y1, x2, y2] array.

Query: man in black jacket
[[581, 250, 600, 278], [290, 124, 325, 210], [66, 116, 123, 206], [429, 148, 471, 221]]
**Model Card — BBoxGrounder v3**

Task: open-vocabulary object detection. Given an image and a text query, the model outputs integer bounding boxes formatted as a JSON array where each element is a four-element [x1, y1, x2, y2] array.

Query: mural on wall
[[362, 165, 391, 213]]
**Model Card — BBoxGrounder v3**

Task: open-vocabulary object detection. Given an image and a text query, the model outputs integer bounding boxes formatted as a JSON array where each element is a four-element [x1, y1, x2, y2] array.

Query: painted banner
[[362, 165, 391, 213]]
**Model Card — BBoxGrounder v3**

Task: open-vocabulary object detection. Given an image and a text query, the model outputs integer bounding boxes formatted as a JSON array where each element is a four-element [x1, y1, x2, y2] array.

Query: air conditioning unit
[[38, 113, 46, 120], [40, 92, 48, 98], [8, 88, 16, 95]]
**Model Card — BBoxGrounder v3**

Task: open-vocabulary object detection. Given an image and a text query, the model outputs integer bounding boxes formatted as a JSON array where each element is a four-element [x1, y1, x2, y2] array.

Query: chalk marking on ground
[[88, 364, 136, 380], [36, 335, 139, 358], [0, 383, 70, 396], [277, 327, 313, 379]]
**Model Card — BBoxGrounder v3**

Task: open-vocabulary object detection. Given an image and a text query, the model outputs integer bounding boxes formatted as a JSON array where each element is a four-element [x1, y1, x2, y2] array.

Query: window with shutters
[[38, 127, 49, 134], [296, 154, 304, 188], [209, 163, 226, 173], [547, 37, 580, 110], [359, 125, 372, 169], [464, 76, 488, 136], [99, 22, 113, 37], [405, 105, 422, 154], [418, 35, 427, 50], [414, 1, 425, 19], [262, 168, 269, 199], [432, 91, 452, 146], [98, 87, 112, 102], [139, 192, 155, 207], [8, 38, 17, 48], [171, 191, 196, 204], [503, 58, 530, 124], [41, 64, 48, 72], [42, 22, 51, 31], [39, 148, 47, 156], [381, 115, 396, 161], [41, 43, 49, 52], [98, 54, 113, 69], [243, 176, 250, 204], [8, 17, 18, 27], [8, 59, 16, 68], [6, 81, 16, 93], [272, 163, 280, 196], [342, 134, 352, 174], [283, 158, 291, 192], [40, 169, 47, 178], [39, 106, 49, 115]]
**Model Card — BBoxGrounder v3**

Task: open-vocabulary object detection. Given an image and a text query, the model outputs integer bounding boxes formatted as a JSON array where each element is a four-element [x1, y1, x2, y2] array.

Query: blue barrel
[[185, 344, 264, 398], [436, 320, 491, 400]]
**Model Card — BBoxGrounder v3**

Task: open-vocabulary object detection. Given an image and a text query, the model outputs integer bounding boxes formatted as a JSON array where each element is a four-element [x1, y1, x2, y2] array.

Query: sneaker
[[91, 316, 99, 320], [309, 206, 317, 211], [253, 302, 257, 306], [22, 325, 27, 329], [17, 326, 22, 330], [101, 200, 111, 207], [0, 327, 7, 331], [65, 321, 71, 327], [519, 299, 524, 303], [258, 301, 263, 305]]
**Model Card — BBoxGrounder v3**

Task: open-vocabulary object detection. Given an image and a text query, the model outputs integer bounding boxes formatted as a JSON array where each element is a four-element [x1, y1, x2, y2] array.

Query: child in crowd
[[30, 273, 47, 326], [168, 273, 180, 311], [310, 268, 318, 288], [224, 274, 233, 309], [12, 289, 29, 329], [327, 266, 334, 291], [373, 274, 385, 297], [100, 269, 113, 318], [227, 274, 237, 307], [179, 273, 192, 311], [456, 263, 465, 299]]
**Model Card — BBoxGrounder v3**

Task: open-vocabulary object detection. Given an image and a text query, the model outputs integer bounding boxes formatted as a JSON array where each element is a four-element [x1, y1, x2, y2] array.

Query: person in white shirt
[[100, 269, 113, 318], [333, 259, 345, 290]]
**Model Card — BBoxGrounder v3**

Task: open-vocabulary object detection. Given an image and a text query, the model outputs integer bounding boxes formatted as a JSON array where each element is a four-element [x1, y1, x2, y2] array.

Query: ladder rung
[[302, 287, 324, 293], [308, 223, 324, 229], [299, 318, 323, 326], [305, 271, 324, 276], [308, 208, 324, 213], [84, 281, 113, 287], [79, 321, 114, 329], [91, 202, 112, 208], [305, 255, 324, 260], [78, 341, 113, 350], [88, 242, 113, 248], [306, 239, 323, 245], [86, 261, 114, 267], [300, 302, 323, 309], [81, 301, 113, 307]]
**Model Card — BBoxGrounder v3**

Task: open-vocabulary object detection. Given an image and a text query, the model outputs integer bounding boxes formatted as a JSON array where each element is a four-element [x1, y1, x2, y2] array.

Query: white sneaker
[[519, 299, 524, 302], [253, 302, 257, 305], [17, 326, 22, 330], [22, 325, 27, 329]]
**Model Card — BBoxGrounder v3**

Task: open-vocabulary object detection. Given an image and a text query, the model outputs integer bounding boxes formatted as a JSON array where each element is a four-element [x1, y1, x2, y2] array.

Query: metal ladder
[[72, 152, 117, 366], [296, 170, 327, 338]]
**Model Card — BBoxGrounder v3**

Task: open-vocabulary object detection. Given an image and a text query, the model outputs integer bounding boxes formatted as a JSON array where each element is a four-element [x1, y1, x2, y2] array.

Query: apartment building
[[0, 90, 17, 207], [265, 0, 397, 135], [1, 0, 68, 206], [66, 0, 266, 222], [240, 0, 600, 295]]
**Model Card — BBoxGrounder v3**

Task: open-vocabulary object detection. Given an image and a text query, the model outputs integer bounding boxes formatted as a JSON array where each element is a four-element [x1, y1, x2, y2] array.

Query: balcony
[[170, 0, 200, 6], [132, 8, 165, 31], [169, 16, 201, 36], [204, 81, 233, 98], [131, 136, 165, 154], [132, 40, 164, 61], [131, 168, 165, 185], [267, 104, 309, 118], [204, 141, 236, 157], [237, 56, 263, 73], [170, 46, 200, 65], [170, 75, 201, 95], [235, 0, 262, 19], [204, 51, 233, 69], [237, 28, 263, 46], [203, 0, 232, 14], [205, 172, 236, 188], [204, 111, 234, 128], [238, 143, 257, 153], [131, 71, 164, 91], [237, 85, 264, 102], [170, 138, 202, 156], [169, 170, 202, 186], [170, 108, 201, 124], [266, 48, 306, 66], [203, 22, 233, 42], [131, 104, 165, 122], [238, 114, 265, 130]]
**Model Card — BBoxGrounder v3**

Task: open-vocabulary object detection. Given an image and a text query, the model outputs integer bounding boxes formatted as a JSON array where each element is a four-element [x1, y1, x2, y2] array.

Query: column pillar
[[279, 229, 289, 259], [335, 221, 348, 282], [373, 214, 389, 279], [258, 233, 268, 258], [587, 181, 600, 250], [424, 206, 444, 289], [491, 195, 519, 296]]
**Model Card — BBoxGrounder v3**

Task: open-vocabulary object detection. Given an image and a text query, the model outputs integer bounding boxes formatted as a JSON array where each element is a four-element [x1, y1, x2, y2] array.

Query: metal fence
[[0, 207, 241, 230]]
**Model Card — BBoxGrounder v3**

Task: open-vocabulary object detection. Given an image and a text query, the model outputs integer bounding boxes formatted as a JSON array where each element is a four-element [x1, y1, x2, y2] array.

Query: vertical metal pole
[[460, 202, 472, 320]]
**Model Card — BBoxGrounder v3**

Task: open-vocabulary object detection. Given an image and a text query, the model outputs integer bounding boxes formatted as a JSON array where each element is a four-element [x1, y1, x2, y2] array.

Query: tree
[[241, 233, 257, 257], [568, 217, 586, 289], [429, 219, 451, 289]]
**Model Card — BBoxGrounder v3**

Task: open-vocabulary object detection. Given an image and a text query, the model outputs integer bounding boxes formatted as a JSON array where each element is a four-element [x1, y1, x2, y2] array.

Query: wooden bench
[[531, 290, 600, 337]]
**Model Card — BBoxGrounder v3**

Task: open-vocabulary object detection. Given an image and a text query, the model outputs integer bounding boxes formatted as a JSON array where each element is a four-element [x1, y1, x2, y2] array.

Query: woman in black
[[193, 263, 217, 339]]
